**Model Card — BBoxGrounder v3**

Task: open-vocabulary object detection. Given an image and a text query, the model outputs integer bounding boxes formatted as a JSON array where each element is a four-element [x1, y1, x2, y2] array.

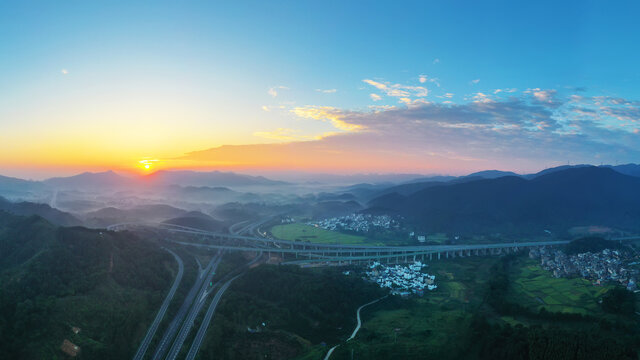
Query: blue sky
[[1, 1, 639, 177]]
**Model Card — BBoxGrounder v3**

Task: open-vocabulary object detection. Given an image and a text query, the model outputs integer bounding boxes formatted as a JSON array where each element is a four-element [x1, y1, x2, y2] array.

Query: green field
[[270, 223, 383, 245], [507, 258, 613, 314], [329, 257, 496, 359], [426, 233, 448, 244]]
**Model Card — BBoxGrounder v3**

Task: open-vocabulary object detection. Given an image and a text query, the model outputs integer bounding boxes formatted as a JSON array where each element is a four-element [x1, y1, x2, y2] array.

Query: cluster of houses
[[310, 213, 399, 233], [362, 261, 437, 297], [530, 247, 639, 291]]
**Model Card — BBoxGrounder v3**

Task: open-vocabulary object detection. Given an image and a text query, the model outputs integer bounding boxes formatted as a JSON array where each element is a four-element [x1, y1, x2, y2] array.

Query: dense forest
[[367, 167, 640, 236], [0, 211, 175, 359], [198, 265, 386, 359]]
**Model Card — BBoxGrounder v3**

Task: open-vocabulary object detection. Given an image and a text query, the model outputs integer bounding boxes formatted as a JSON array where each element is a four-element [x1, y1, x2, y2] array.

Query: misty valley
[[1, 165, 640, 359]]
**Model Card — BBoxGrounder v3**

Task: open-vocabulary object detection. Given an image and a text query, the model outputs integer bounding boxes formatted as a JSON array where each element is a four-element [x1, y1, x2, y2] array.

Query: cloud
[[61, 69, 69, 75], [433, 58, 440, 64], [532, 89, 556, 103], [291, 106, 363, 132], [261, 105, 270, 112], [181, 92, 640, 173], [316, 89, 337, 93], [494, 88, 517, 94], [370, 93, 382, 101], [253, 128, 326, 141], [268, 85, 288, 97], [472, 92, 493, 103], [363, 79, 429, 103], [470, 79, 480, 85], [419, 75, 440, 87]]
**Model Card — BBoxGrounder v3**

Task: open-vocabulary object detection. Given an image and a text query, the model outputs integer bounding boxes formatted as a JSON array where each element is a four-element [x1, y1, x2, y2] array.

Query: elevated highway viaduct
[[109, 222, 640, 266]]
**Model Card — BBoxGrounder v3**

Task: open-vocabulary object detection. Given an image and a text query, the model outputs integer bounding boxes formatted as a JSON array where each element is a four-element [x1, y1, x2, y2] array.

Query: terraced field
[[508, 259, 613, 314]]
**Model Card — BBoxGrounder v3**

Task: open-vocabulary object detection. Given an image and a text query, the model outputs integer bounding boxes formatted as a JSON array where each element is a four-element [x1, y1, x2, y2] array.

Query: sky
[[1, 1, 640, 179]]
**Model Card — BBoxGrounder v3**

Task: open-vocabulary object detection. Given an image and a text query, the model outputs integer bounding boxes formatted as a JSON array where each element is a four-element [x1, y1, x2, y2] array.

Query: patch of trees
[[601, 287, 636, 315], [564, 236, 625, 255], [199, 265, 387, 359], [469, 317, 638, 360]]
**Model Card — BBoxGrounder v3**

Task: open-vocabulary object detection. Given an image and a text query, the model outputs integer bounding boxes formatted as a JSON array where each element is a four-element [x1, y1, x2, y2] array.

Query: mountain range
[[367, 166, 640, 236], [0, 196, 82, 227]]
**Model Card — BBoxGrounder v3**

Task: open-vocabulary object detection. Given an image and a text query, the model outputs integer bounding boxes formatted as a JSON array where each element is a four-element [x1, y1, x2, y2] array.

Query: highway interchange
[[131, 219, 266, 360], [128, 218, 640, 360]]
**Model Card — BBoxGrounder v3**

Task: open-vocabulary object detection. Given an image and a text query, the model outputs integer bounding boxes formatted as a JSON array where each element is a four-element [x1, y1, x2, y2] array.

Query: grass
[[321, 255, 623, 359], [426, 233, 448, 244], [328, 257, 497, 359], [270, 223, 382, 245], [507, 258, 613, 314]]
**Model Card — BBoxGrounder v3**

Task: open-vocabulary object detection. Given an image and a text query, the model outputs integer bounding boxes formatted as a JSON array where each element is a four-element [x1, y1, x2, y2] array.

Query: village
[[530, 247, 639, 291], [310, 213, 400, 233], [358, 260, 437, 297]]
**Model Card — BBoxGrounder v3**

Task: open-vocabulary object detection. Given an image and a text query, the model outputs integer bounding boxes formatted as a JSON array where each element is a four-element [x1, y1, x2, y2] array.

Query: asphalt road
[[185, 274, 239, 360], [185, 250, 264, 360], [132, 248, 184, 360], [151, 254, 219, 360], [164, 252, 222, 360]]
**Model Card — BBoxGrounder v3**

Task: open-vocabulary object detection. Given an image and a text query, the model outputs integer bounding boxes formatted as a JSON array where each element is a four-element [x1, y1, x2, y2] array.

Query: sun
[[138, 159, 158, 172]]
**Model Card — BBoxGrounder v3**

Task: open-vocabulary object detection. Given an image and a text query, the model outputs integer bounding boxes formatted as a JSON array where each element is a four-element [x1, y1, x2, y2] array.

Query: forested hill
[[0, 196, 82, 227], [0, 211, 175, 359], [367, 166, 640, 235]]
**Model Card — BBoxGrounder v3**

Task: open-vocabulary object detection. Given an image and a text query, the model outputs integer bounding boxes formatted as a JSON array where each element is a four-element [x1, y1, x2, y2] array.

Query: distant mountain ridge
[[367, 166, 640, 235], [0, 164, 639, 197], [43, 170, 134, 189], [144, 170, 288, 187], [83, 204, 189, 227], [0, 196, 82, 226]]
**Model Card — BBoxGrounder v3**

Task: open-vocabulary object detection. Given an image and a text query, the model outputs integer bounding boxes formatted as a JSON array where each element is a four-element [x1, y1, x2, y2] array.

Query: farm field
[[507, 258, 613, 314], [328, 257, 496, 359], [426, 233, 448, 244], [270, 223, 382, 245]]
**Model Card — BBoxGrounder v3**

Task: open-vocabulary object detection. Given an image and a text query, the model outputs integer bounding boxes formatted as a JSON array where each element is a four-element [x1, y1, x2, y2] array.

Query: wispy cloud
[[253, 128, 327, 141], [183, 91, 640, 173], [268, 85, 289, 97], [433, 58, 440, 64], [363, 79, 429, 104], [418, 75, 440, 87], [470, 79, 480, 85], [61, 69, 69, 75], [494, 88, 517, 94], [291, 106, 363, 132], [316, 88, 337, 94], [472, 92, 493, 103]]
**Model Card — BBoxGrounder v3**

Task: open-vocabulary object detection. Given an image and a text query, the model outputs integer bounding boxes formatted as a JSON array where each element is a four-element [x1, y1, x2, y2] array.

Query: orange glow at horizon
[[138, 159, 159, 173]]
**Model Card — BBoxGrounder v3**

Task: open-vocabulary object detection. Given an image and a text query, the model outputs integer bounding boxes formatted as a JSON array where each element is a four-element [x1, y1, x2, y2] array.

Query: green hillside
[[0, 211, 175, 359]]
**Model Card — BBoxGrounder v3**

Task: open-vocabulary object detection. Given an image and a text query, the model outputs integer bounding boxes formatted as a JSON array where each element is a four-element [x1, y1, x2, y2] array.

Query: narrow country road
[[324, 295, 388, 360]]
